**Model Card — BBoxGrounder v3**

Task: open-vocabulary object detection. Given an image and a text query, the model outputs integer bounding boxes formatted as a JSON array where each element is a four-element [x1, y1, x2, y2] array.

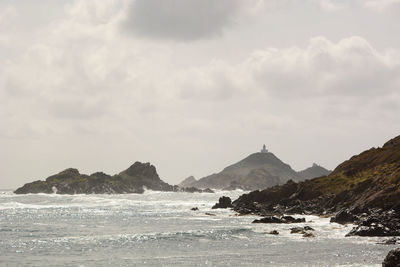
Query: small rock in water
[[205, 212, 216, 216], [252, 215, 305, 224], [302, 232, 315, 238], [290, 226, 314, 234], [377, 237, 400, 245], [212, 196, 233, 209], [382, 248, 400, 267], [191, 207, 199, 211], [269, 230, 279, 235]]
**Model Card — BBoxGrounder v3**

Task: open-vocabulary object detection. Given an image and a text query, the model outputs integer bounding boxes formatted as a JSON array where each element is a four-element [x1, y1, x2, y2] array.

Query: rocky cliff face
[[14, 162, 212, 194], [232, 135, 400, 216]]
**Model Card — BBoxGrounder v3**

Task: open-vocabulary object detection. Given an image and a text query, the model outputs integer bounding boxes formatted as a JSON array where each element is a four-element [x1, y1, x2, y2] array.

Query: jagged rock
[[330, 209, 359, 224], [382, 248, 400, 267], [346, 210, 400, 237], [212, 196, 233, 209]]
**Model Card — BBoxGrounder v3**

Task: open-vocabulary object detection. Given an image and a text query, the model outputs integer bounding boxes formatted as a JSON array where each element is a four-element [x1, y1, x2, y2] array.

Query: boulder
[[383, 248, 400, 267], [330, 209, 358, 224], [212, 196, 233, 209]]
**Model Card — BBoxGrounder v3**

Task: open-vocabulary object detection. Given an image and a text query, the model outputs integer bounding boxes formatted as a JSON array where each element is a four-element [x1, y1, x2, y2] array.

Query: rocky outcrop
[[232, 135, 400, 237], [382, 248, 400, 267], [15, 162, 213, 194], [212, 196, 233, 209]]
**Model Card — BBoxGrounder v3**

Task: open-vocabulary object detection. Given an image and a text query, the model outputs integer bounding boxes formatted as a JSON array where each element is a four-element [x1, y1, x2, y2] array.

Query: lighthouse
[[261, 144, 268, 153]]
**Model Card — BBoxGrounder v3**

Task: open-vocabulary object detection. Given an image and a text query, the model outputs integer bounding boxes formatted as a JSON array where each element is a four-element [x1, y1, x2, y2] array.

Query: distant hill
[[15, 162, 212, 194], [298, 163, 331, 180], [178, 176, 197, 187], [182, 150, 324, 190]]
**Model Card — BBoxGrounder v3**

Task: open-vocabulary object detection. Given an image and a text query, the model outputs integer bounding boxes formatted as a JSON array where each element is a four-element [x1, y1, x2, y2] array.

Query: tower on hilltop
[[261, 144, 268, 153]]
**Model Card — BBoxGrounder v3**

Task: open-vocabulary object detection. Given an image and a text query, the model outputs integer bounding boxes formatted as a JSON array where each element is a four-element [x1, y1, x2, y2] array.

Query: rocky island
[[14, 162, 213, 194], [231, 135, 400, 237], [179, 145, 331, 191]]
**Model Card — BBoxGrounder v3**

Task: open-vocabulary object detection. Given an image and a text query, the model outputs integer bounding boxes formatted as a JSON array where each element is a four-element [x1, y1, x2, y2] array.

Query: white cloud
[[364, 0, 400, 12], [1, 0, 400, 188]]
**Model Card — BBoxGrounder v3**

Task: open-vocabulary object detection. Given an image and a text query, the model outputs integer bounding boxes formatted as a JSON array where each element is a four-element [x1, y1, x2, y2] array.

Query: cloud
[[122, 0, 250, 41], [364, 0, 400, 12], [240, 36, 400, 98]]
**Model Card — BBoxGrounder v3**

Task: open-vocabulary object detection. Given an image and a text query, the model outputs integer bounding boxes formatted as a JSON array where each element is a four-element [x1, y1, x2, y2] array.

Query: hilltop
[[180, 147, 330, 191]]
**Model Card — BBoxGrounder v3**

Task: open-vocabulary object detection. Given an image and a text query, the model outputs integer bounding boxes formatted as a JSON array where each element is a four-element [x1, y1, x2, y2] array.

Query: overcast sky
[[1, 0, 400, 189]]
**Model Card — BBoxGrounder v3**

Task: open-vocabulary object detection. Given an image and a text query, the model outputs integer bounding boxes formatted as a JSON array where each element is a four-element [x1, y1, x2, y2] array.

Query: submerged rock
[[269, 230, 279, 235]]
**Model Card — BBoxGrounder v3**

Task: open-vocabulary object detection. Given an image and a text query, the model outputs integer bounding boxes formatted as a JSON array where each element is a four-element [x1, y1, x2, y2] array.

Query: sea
[[0, 189, 396, 266]]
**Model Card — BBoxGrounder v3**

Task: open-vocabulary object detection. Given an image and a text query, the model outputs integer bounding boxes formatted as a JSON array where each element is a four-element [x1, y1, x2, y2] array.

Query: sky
[[1, 0, 400, 189]]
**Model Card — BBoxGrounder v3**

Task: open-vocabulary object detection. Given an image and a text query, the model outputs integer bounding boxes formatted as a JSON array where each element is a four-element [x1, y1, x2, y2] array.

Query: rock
[[346, 210, 400, 237], [253, 216, 305, 224], [203, 188, 214, 193], [377, 237, 400, 245], [330, 209, 358, 224], [191, 207, 199, 211], [290, 226, 314, 234], [304, 226, 315, 231], [253, 216, 284, 224], [281, 215, 306, 223], [269, 230, 279, 235], [212, 196, 233, 209], [290, 227, 305, 234], [302, 232, 315, 238], [383, 248, 400, 267], [205, 213, 216, 216]]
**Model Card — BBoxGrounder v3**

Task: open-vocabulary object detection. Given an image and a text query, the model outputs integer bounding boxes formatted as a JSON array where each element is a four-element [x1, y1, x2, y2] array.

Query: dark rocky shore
[[227, 135, 400, 238], [14, 162, 213, 194]]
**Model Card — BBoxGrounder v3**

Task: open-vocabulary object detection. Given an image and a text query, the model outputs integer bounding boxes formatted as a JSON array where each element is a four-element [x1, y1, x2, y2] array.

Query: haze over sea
[[0, 190, 394, 266]]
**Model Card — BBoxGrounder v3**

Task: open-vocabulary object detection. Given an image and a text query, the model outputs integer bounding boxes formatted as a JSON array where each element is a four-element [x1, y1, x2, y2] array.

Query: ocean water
[[0, 190, 395, 266]]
